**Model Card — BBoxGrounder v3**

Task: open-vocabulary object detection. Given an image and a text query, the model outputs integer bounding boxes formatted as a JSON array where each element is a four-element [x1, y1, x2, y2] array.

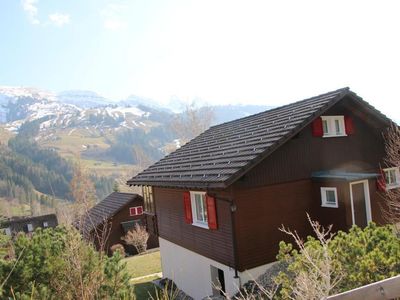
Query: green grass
[[123, 251, 162, 300], [123, 250, 161, 279]]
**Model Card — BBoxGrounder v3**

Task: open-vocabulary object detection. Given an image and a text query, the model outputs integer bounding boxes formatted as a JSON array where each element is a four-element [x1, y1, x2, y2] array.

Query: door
[[349, 180, 372, 227]]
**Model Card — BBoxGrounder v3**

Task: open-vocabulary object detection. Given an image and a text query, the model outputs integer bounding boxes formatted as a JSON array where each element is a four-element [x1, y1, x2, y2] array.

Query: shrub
[[0, 226, 134, 299], [122, 223, 149, 254], [110, 243, 126, 257], [275, 222, 400, 299]]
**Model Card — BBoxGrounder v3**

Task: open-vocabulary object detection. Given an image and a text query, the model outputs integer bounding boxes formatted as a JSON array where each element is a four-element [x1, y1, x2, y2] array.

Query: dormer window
[[321, 116, 346, 137]]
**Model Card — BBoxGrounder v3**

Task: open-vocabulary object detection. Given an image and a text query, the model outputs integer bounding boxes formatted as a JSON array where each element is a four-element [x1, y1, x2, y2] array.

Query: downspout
[[229, 186, 240, 281]]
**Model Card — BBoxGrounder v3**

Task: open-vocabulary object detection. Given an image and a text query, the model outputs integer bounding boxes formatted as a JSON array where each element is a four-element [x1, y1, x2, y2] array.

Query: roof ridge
[[206, 87, 349, 130]]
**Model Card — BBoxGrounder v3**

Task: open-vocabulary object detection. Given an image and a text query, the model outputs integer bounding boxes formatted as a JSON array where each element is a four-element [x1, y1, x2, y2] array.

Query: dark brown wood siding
[[233, 177, 387, 271], [233, 180, 315, 270], [235, 100, 386, 189], [154, 187, 235, 267]]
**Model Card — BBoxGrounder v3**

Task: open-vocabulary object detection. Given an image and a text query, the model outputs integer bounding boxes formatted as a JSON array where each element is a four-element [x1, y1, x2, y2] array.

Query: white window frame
[[27, 223, 33, 232], [190, 191, 209, 229], [321, 187, 339, 208], [43, 221, 48, 228], [384, 167, 400, 190], [321, 116, 347, 138]]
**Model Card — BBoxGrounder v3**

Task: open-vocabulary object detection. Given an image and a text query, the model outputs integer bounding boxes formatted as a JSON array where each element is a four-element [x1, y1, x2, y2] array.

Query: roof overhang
[[312, 171, 380, 182]]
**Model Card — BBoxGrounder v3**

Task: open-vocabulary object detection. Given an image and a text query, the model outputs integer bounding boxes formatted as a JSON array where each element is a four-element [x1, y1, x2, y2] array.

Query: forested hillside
[[0, 120, 115, 216]]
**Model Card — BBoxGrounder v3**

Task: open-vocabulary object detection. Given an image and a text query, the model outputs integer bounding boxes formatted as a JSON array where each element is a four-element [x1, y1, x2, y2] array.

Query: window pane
[[386, 170, 397, 185], [194, 194, 207, 223], [326, 190, 336, 203], [323, 120, 329, 134], [335, 119, 341, 134]]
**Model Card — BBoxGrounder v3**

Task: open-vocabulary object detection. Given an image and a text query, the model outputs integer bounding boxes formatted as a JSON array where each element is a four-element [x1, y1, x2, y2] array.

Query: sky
[[0, 0, 400, 119]]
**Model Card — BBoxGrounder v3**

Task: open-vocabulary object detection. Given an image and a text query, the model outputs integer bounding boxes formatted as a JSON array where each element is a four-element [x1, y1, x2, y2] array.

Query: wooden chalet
[[80, 192, 159, 255], [1, 214, 58, 236], [127, 88, 394, 299]]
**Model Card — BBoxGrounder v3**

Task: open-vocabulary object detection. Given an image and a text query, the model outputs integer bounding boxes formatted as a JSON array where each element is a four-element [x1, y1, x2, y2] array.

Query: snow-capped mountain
[[0, 86, 159, 132], [58, 90, 113, 108], [0, 86, 272, 133]]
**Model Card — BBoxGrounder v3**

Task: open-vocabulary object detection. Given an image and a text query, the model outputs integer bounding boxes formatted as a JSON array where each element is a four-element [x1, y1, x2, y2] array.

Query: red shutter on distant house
[[377, 168, 387, 192], [345, 116, 354, 135], [206, 194, 218, 230], [129, 206, 143, 216], [136, 206, 143, 215], [183, 192, 193, 224], [312, 117, 324, 137]]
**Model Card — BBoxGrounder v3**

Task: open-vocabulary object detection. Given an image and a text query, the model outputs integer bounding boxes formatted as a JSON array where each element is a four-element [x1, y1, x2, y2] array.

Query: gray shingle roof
[[80, 192, 140, 232], [127, 88, 390, 189]]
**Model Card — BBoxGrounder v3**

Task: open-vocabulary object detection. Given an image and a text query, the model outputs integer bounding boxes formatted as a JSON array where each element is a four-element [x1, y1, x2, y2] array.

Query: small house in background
[[80, 192, 158, 255], [1, 214, 58, 236]]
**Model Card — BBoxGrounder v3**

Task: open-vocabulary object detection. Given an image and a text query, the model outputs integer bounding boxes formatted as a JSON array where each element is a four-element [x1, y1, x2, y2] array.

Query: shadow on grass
[[134, 281, 159, 299]]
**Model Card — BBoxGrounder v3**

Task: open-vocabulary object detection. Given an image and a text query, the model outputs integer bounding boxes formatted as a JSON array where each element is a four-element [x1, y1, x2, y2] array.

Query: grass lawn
[[123, 251, 162, 299], [123, 250, 162, 279]]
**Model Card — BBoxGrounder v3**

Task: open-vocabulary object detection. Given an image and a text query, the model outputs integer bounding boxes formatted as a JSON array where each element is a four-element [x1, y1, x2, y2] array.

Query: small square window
[[190, 191, 209, 228], [43, 222, 48, 228], [384, 167, 400, 189], [321, 116, 346, 137], [321, 187, 338, 208]]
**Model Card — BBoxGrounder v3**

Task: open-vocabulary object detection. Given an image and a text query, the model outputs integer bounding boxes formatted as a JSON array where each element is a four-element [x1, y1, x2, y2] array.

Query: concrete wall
[[159, 238, 274, 300]]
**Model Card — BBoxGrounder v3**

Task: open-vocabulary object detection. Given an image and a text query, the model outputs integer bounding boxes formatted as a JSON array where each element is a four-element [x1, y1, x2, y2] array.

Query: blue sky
[[1, 0, 400, 120]]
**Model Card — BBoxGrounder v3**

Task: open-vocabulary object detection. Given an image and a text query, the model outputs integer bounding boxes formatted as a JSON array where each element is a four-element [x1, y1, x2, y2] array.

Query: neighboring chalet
[[1, 214, 58, 236], [127, 88, 394, 299], [80, 192, 158, 255]]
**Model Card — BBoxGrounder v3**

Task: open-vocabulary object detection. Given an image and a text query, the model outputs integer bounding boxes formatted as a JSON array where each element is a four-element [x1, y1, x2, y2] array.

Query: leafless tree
[[121, 223, 149, 254], [382, 123, 400, 231], [170, 102, 215, 145], [279, 214, 343, 300]]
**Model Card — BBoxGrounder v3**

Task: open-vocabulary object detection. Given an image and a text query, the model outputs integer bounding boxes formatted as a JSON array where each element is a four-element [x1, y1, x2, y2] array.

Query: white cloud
[[48, 13, 70, 27], [21, 0, 40, 24], [100, 2, 127, 30]]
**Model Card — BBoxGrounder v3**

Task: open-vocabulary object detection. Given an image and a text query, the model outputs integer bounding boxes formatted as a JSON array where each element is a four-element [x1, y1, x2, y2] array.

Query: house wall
[[233, 177, 387, 271], [5, 214, 58, 235], [235, 99, 386, 189], [154, 187, 235, 267], [159, 237, 239, 300], [94, 198, 159, 255]]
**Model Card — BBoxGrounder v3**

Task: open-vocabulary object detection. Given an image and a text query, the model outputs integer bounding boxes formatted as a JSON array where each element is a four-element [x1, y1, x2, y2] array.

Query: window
[[27, 223, 33, 232], [384, 167, 400, 189], [142, 186, 155, 213], [43, 221, 48, 228], [4, 228, 11, 236], [190, 191, 208, 228], [129, 206, 143, 216], [321, 187, 338, 208], [321, 116, 346, 137]]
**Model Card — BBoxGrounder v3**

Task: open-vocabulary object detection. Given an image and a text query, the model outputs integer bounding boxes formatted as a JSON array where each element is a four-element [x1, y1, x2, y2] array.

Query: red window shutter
[[183, 192, 192, 224], [377, 168, 387, 191], [206, 194, 218, 230], [345, 116, 354, 135], [129, 207, 137, 216], [137, 206, 143, 215], [312, 117, 323, 137]]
